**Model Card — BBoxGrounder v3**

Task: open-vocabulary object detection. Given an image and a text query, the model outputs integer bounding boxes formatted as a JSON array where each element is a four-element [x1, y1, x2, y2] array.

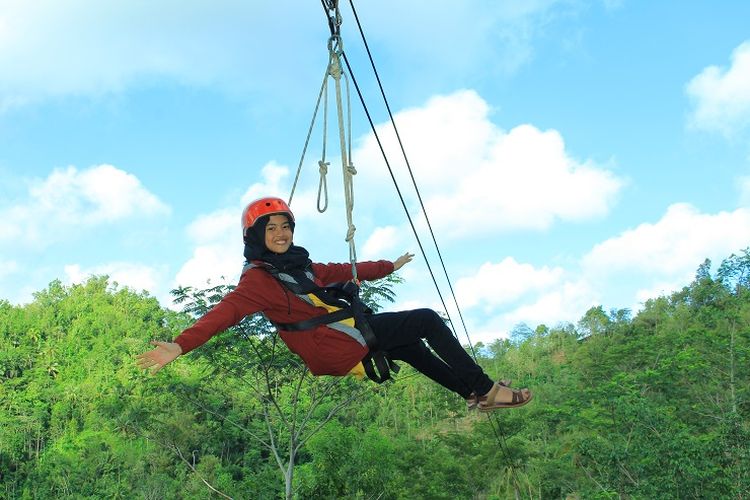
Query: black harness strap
[[274, 307, 353, 331], [273, 280, 397, 384]]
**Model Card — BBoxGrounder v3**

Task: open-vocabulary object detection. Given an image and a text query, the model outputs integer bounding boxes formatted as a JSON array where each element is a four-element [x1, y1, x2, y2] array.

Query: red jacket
[[173, 260, 394, 375]]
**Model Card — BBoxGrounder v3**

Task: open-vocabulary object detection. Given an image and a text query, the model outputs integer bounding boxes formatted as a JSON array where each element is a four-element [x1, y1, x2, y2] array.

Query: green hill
[[1, 252, 748, 499]]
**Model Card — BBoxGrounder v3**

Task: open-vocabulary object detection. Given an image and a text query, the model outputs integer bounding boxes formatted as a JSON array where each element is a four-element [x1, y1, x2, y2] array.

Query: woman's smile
[[265, 214, 293, 253]]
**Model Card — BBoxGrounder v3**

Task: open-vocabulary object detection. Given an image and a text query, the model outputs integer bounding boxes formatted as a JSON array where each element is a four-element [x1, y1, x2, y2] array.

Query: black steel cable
[[344, 0, 479, 360], [337, 3, 527, 493], [339, 50, 457, 334], [319, 2, 460, 342]]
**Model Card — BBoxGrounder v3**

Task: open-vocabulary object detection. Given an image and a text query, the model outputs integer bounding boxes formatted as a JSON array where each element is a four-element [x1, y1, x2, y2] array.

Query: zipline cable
[[334, 2, 528, 494], [338, 53, 458, 338], [344, 0, 479, 359], [320, 0, 457, 302], [307, 10, 524, 493], [318, 3, 459, 347], [291, 0, 360, 279]]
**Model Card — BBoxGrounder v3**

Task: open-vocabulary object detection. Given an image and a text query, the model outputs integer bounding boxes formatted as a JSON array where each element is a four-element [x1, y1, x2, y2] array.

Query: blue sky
[[2, 1, 750, 344]]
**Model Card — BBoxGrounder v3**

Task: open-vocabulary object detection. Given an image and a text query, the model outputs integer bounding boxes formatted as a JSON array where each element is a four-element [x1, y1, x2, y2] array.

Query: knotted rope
[[289, 0, 359, 279]]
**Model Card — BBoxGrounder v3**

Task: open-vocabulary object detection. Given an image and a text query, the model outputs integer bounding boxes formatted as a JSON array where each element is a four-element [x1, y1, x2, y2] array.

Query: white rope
[[292, 0, 360, 279], [317, 71, 330, 213], [327, 34, 359, 280], [287, 44, 334, 215], [317, 160, 329, 212], [289, 0, 338, 211], [288, 68, 329, 207]]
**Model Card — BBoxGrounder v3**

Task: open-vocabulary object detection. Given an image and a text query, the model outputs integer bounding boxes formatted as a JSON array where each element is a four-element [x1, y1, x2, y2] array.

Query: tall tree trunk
[[284, 452, 295, 500], [729, 321, 738, 414]]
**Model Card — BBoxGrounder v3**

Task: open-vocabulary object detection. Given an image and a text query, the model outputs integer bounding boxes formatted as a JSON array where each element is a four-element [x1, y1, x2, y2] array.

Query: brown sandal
[[466, 379, 512, 410], [477, 382, 532, 412]]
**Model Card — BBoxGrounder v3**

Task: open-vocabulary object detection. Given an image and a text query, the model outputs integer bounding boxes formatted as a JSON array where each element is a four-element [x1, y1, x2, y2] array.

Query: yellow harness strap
[[307, 293, 364, 378], [306, 293, 356, 327], [348, 362, 366, 378]]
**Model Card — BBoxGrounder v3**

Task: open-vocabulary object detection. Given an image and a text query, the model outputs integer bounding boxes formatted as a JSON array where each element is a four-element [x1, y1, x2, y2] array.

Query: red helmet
[[241, 197, 294, 234]]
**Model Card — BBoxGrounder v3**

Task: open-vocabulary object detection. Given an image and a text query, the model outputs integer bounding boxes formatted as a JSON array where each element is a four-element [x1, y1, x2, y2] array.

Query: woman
[[137, 197, 532, 411]]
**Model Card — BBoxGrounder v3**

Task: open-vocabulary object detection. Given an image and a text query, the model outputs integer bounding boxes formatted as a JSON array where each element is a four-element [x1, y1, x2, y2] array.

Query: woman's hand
[[136, 341, 182, 375], [393, 252, 415, 271]]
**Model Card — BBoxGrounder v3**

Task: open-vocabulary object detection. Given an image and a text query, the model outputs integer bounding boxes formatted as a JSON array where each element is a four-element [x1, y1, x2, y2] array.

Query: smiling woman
[[137, 196, 532, 411], [263, 215, 294, 253], [243, 197, 295, 254], [5, 0, 748, 377]]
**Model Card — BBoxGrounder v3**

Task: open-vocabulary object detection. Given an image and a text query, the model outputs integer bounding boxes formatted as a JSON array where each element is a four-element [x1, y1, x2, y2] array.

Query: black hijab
[[243, 213, 313, 279], [245, 214, 359, 305]]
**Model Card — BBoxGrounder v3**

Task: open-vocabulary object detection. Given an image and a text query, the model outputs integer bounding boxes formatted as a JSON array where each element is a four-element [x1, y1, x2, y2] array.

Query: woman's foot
[[477, 381, 532, 412], [466, 379, 512, 410]]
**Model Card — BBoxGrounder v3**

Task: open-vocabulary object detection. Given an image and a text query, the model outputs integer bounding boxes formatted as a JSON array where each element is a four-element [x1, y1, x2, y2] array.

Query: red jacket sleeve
[[312, 260, 394, 286], [172, 260, 394, 355], [173, 269, 269, 354]]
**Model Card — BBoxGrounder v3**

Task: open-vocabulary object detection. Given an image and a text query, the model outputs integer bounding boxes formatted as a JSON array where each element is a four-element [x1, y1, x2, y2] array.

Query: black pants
[[367, 308, 494, 398]]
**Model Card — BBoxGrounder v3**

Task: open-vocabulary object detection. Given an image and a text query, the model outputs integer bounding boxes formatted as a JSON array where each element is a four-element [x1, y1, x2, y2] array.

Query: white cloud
[[456, 257, 564, 309], [445, 277, 596, 344], [0, 1, 573, 108], [0, 260, 18, 280], [174, 162, 291, 291], [436, 203, 750, 343], [171, 158, 359, 296], [0, 209, 23, 241], [634, 281, 683, 307], [173, 244, 240, 291], [686, 40, 750, 136], [0, 0, 322, 108], [0, 164, 169, 246], [361, 226, 399, 259], [355, 90, 624, 238], [385, 254, 594, 343], [31, 165, 168, 223], [583, 203, 750, 278], [187, 210, 238, 245], [359, 0, 577, 78], [179, 207, 240, 291], [500, 279, 595, 329], [739, 175, 750, 206], [176, 213, 249, 291], [240, 162, 292, 208], [446, 259, 594, 344], [601, 0, 624, 10], [64, 262, 162, 295]]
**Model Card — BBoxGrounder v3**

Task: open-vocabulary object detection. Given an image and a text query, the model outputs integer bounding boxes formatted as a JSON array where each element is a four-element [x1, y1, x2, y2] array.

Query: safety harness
[[242, 261, 398, 383]]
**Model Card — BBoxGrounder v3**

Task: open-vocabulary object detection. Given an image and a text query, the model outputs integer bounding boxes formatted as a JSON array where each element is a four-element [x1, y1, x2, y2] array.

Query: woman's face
[[264, 214, 293, 254]]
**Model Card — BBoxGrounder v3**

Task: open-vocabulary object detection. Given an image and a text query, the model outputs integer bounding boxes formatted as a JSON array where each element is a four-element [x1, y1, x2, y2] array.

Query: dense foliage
[[1, 251, 749, 499]]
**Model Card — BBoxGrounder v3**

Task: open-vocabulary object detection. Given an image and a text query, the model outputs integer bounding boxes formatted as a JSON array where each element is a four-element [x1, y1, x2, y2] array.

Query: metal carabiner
[[322, 0, 342, 37]]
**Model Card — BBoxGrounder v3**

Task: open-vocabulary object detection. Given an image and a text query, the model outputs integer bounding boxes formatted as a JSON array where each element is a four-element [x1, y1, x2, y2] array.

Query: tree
[[577, 305, 611, 338], [717, 248, 750, 293], [510, 323, 534, 345], [164, 274, 402, 499]]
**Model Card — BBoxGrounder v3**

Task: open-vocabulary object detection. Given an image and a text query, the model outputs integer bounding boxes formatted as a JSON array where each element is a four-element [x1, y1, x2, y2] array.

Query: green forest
[[1, 250, 749, 499]]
